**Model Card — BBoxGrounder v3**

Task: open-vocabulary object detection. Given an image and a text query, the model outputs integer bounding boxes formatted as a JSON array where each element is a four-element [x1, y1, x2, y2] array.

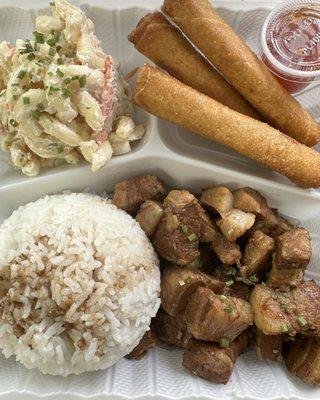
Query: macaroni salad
[[0, 0, 144, 176]]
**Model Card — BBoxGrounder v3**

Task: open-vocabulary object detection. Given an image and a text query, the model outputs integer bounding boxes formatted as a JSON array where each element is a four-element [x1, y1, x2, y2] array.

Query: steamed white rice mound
[[0, 193, 160, 376]]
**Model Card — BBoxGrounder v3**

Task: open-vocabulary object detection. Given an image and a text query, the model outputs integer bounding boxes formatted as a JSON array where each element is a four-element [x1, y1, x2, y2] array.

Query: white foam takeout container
[[0, 0, 320, 399]]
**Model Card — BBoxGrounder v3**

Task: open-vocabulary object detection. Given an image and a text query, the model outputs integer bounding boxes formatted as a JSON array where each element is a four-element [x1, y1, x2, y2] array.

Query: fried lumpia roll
[[128, 12, 259, 119], [133, 65, 320, 189], [162, 0, 320, 147]]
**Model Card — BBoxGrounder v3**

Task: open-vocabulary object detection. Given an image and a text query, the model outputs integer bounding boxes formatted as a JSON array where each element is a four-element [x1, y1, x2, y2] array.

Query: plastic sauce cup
[[260, 0, 320, 93]]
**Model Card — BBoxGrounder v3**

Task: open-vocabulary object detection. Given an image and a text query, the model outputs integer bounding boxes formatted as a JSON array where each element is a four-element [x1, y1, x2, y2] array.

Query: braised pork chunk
[[233, 187, 269, 219], [217, 209, 255, 242], [250, 209, 294, 239], [200, 186, 233, 215], [211, 230, 242, 266], [256, 329, 283, 362], [161, 266, 224, 317], [285, 335, 320, 386], [273, 228, 311, 270], [268, 263, 303, 288], [183, 328, 254, 384], [251, 281, 320, 336], [186, 286, 253, 342], [136, 200, 164, 237], [240, 230, 274, 279], [153, 311, 191, 348], [269, 228, 311, 288], [153, 190, 215, 265], [113, 175, 166, 213]]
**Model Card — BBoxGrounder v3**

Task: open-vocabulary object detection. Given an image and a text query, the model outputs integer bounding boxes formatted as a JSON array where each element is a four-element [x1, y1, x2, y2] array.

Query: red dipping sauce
[[260, 0, 320, 93]]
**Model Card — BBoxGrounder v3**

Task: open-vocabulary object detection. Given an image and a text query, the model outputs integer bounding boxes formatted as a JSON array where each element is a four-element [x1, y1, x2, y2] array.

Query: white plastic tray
[[0, 1, 320, 399]]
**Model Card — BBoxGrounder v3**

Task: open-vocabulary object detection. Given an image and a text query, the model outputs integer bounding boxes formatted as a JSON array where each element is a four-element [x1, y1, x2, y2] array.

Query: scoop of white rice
[[0, 193, 160, 376]]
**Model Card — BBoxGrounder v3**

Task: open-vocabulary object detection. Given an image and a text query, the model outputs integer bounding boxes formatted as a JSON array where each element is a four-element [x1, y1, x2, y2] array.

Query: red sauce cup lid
[[260, 0, 320, 82]]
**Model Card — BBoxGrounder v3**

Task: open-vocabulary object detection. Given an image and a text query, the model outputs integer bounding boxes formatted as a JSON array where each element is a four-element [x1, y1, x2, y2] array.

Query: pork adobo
[[240, 230, 274, 279], [161, 266, 224, 316], [185, 286, 253, 341], [284, 335, 320, 386], [251, 281, 320, 336], [153, 311, 191, 348], [256, 330, 283, 362], [183, 328, 254, 384], [268, 228, 311, 288], [113, 175, 166, 213], [114, 176, 319, 387]]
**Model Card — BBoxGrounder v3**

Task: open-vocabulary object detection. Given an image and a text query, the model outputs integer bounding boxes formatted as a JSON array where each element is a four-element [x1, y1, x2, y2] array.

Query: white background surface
[[0, 1, 319, 399]]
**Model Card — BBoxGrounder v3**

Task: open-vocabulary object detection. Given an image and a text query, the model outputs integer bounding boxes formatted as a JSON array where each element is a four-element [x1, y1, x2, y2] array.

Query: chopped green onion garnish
[[220, 295, 227, 302], [56, 68, 64, 77], [17, 70, 26, 79], [280, 323, 288, 333], [12, 95, 19, 101], [37, 103, 45, 111], [9, 119, 18, 127], [57, 57, 64, 65], [25, 41, 33, 53], [219, 338, 230, 348], [48, 47, 56, 56], [64, 77, 72, 84], [79, 75, 86, 88], [48, 85, 60, 95], [297, 316, 307, 327], [280, 303, 289, 312], [31, 110, 41, 119], [249, 274, 259, 284], [181, 225, 188, 234], [71, 75, 80, 81], [23, 97, 30, 105], [47, 38, 58, 47], [188, 233, 197, 242], [53, 30, 60, 41], [0, 90, 6, 97], [27, 53, 35, 61], [226, 305, 234, 314], [272, 292, 278, 300], [33, 31, 45, 44], [277, 355, 283, 363], [227, 267, 237, 275], [61, 88, 71, 99], [285, 336, 295, 342], [225, 279, 234, 287]]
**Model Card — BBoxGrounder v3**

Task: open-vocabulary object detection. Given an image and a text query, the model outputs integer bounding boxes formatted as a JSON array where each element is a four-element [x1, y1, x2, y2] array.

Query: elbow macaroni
[[0, 0, 144, 176]]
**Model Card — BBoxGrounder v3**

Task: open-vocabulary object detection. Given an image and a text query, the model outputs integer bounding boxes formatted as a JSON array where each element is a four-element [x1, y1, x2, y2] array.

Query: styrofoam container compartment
[[0, 0, 320, 399]]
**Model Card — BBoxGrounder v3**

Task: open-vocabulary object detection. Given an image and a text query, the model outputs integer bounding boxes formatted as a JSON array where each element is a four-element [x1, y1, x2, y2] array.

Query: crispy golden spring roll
[[128, 12, 259, 119], [162, 0, 320, 147], [134, 65, 320, 189]]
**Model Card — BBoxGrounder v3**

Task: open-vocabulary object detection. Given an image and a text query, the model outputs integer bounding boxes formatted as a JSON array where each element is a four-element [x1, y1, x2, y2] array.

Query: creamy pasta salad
[[0, 0, 144, 176]]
